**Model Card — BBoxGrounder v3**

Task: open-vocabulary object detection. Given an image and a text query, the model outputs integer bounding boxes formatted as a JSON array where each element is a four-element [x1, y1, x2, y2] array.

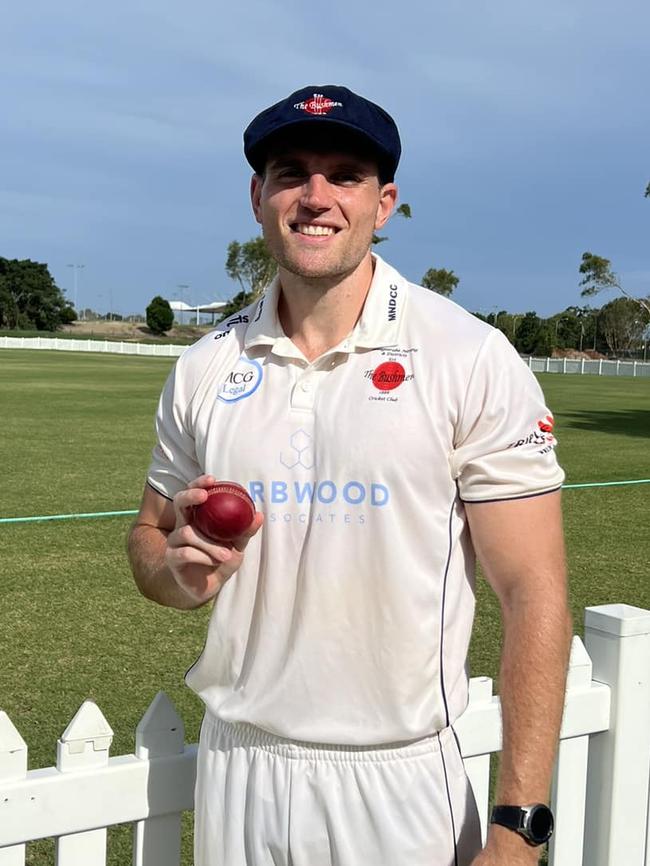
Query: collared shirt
[[148, 254, 564, 744]]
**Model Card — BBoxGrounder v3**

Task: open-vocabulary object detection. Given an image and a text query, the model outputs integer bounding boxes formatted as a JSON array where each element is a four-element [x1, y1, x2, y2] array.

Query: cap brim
[[246, 118, 395, 178]]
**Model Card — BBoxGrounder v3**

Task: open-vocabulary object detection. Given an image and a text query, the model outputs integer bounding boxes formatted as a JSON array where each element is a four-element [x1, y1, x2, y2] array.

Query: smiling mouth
[[291, 224, 339, 236]]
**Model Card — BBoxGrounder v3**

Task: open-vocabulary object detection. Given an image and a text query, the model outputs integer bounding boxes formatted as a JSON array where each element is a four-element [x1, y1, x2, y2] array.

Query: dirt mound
[[552, 348, 607, 360], [61, 320, 214, 342]]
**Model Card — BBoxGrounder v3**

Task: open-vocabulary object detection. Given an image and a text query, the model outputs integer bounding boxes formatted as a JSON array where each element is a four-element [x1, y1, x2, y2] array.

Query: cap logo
[[294, 93, 343, 116]]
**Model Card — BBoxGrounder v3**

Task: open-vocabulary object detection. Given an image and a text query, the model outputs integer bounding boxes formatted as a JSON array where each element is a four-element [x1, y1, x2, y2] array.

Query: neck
[[277, 253, 375, 362]]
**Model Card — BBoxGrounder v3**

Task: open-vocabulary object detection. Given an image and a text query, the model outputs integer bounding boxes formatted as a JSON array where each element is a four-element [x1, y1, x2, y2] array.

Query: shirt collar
[[243, 253, 407, 355]]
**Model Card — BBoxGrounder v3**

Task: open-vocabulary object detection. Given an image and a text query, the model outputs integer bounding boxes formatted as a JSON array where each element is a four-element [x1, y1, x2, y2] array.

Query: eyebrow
[[268, 156, 375, 174]]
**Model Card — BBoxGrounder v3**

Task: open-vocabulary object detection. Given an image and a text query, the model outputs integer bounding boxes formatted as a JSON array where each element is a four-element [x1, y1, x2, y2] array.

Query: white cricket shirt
[[148, 255, 564, 745]]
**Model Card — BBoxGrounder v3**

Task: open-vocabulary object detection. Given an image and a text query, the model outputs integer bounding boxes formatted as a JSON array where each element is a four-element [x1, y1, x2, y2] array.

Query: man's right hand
[[166, 474, 264, 605]]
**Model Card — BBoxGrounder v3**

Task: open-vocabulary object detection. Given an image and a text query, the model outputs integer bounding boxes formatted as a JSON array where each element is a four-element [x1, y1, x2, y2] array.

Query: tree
[[146, 296, 174, 335], [0, 257, 73, 331], [372, 202, 411, 245], [579, 251, 650, 318], [421, 268, 459, 297], [226, 237, 277, 303], [599, 297, 649, 356], [514, 312, 542, 354], [532, 321, 557, 357]]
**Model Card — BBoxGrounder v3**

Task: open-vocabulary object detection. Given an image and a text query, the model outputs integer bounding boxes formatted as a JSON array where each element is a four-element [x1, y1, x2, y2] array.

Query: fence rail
[[1, 603, 649, 866], [0, 336, 186, 357]]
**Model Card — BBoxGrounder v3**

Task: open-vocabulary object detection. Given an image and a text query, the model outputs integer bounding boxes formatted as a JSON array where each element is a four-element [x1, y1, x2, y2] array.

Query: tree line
[[0, 257, 76, 330], [222, 237, 649, 357]]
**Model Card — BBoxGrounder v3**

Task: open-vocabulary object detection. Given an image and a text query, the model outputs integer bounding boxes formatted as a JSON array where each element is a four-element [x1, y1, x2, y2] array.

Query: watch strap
[[491, 805, 526, 831]]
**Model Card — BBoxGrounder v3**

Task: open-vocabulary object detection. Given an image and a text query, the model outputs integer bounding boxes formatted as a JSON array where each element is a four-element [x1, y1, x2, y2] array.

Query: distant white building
[[168, 300, 228, 325]]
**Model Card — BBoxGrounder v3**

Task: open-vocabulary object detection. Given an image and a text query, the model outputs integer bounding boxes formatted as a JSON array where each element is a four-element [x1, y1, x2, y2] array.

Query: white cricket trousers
[[194, 712, 482, 866]]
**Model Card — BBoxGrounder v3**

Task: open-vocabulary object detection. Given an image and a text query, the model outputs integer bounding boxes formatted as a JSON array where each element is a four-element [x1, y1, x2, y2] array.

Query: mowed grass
[[1, 349, 649, 865]]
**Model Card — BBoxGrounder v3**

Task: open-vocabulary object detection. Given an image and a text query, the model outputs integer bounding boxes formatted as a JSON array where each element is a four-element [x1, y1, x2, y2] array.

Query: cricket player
[[128, 85, 572, 866]]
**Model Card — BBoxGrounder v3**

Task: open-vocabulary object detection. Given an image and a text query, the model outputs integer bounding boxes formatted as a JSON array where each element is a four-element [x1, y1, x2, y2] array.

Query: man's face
[[250, 146, 397, 282]]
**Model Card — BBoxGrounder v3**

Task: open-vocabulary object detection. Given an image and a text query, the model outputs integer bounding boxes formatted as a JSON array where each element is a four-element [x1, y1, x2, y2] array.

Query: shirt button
[[301, 380, 311, 392]]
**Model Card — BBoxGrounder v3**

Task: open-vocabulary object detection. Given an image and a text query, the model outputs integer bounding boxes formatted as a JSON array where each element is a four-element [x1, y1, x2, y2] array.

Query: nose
[[300, 173, 334, 212]]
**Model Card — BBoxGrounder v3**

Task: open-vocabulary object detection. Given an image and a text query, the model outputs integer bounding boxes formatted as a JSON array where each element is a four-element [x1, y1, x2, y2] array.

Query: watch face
[[528, 805, 554, 844]]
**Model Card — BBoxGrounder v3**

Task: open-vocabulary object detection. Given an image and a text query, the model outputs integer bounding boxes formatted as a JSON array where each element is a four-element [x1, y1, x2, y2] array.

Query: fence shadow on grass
[[561, 409, 650, 439]]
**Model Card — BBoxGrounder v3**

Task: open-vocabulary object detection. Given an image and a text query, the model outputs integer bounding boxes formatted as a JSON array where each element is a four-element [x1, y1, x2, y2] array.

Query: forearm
[[127, 522, 206, 610], [496, 591, 572, 802], [486, 590, 573, 859]]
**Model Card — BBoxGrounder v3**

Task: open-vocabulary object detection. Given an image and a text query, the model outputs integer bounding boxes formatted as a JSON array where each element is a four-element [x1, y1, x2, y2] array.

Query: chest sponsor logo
[[246, 429, 391, 526], [217, 357, 263, 403]]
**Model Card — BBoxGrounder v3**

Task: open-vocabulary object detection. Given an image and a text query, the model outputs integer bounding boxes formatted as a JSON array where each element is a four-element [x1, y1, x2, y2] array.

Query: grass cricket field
[[1, 348, 648, 865]]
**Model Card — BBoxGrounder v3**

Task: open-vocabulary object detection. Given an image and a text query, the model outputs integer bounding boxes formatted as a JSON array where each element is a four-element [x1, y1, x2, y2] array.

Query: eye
[[331, 172, 363, 186], [276, 167, 306, 181]]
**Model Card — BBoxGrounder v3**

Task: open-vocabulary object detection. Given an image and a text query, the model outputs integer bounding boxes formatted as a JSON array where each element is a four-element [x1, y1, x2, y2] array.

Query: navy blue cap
[[244, 85, 401, 181]]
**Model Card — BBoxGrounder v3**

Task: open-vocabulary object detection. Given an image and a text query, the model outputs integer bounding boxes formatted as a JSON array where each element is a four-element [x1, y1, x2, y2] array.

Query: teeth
[[296, 224, 336, 236]]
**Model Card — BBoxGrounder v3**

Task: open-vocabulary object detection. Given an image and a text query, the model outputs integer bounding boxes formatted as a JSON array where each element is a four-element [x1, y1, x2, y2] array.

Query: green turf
[[0, 351, 649, 865]]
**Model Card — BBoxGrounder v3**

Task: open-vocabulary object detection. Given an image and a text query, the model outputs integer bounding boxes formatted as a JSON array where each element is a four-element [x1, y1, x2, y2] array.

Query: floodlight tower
[[177, 284, 189, 325], [67, 264, 85, 319]]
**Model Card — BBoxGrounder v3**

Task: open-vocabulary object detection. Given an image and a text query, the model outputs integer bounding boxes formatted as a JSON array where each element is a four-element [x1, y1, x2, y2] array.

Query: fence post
[[0, 711, 28, 866], [55, 701, 114, 865], [462, 677, 494, 845], [546, 356, 550, 372], [633, 361, 637, 378], [582, 604, 650, 866], [563, 358, 567, 374], [133, 693, 186, 866], [549, 636, 592, 866]]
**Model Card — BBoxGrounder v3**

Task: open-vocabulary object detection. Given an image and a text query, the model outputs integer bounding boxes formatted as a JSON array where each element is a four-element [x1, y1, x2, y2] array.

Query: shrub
[[146, 296, 174, 335]]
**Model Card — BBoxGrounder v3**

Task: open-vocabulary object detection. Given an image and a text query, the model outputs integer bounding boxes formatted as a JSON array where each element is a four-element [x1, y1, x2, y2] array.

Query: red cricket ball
[[193, 482, 256, 542]]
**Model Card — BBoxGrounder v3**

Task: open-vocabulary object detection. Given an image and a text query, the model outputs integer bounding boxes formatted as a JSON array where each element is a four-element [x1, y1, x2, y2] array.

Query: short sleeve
[[147, 360, 202, 500], [450, 330, 565, 502]]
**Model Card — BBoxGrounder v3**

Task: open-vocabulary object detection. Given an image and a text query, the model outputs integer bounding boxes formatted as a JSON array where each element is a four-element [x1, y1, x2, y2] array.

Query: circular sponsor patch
[[372, 361, 406, 391]]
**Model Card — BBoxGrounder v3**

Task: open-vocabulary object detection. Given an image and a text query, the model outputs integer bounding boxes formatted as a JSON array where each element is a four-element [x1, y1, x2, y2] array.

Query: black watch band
[[490, 803, 554, 846]]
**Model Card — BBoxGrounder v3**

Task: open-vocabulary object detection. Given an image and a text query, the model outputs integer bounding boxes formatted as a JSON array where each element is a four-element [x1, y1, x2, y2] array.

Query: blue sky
[[2, 0, 648, 318]]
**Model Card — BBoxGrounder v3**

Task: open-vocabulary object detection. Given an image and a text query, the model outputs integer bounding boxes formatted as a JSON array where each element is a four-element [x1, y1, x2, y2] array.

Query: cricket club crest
[[294, 93, 343, 116]]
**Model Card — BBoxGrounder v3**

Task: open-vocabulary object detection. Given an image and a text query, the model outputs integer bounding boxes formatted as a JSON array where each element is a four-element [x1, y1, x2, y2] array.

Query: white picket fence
[[2, 336, 650, 375], [1, 603, 649, 866], [526, 355, 650, 377], [0, 336, 186, 357]]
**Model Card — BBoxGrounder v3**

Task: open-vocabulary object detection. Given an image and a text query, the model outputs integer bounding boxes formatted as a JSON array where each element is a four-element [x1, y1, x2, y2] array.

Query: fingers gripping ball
[[193, 482, 256, 542]]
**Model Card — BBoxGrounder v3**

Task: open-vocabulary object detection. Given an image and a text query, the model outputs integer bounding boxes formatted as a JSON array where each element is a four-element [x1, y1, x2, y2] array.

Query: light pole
[[177, 284, 189, 325], [67, 263, 85, 319], [512, 315, 521, 341]]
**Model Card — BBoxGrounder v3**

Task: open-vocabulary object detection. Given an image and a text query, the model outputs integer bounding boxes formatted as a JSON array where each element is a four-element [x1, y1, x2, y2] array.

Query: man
[[128, 85, 572, 866]]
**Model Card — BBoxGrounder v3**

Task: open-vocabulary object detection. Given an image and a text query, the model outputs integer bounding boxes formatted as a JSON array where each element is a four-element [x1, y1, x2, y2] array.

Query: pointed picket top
[[57, 700, 113, 772], [0, 710, 28, 782], [566, 635, 593, 690], [135, 692, 185, 759]]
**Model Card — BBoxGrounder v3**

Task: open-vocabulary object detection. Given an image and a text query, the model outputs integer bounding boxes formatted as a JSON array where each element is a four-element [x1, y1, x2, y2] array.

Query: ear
[[375, 183, 399, 230], [250, 174, 263, 225]]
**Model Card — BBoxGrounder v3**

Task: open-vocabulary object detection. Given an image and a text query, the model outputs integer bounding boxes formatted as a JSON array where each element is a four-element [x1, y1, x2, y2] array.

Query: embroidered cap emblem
[[294, 93, 343, 116]]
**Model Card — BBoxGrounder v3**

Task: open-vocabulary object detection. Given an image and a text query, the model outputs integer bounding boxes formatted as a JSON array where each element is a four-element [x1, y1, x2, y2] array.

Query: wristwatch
[[490, 803, 554, 846]]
